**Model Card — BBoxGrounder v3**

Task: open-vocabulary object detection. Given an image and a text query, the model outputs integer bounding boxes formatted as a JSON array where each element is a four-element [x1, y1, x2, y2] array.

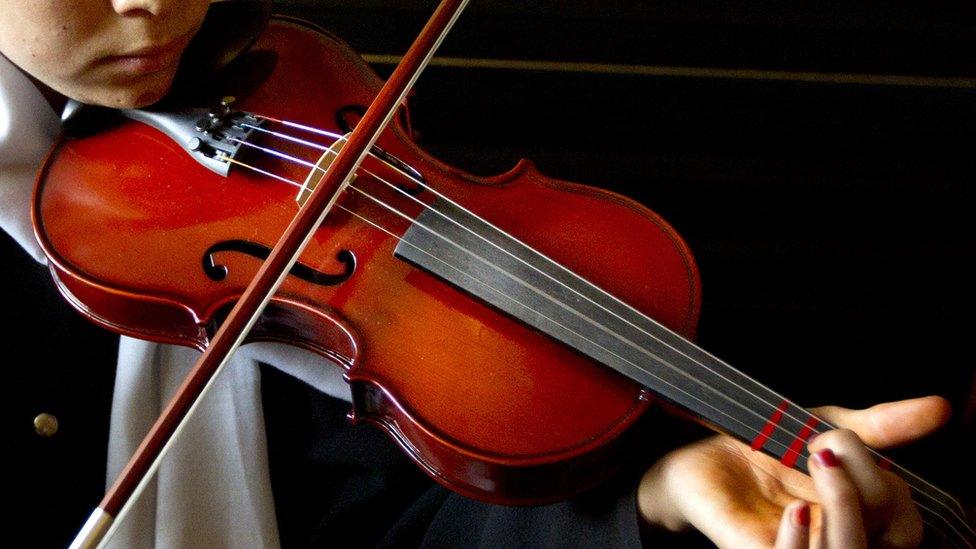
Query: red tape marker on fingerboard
[[878, 457, 893, 471], [751, 400, 790, 451], [782, 416, 821, 468]]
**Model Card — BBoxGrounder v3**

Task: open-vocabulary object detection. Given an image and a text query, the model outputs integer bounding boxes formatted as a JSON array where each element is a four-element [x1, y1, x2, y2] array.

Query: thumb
[[811, 396, 951, 449]]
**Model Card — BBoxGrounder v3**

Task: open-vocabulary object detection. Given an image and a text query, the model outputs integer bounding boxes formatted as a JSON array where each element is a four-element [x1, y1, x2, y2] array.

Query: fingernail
[[794, 503, 811, 527], [814, 448, 839, 468]]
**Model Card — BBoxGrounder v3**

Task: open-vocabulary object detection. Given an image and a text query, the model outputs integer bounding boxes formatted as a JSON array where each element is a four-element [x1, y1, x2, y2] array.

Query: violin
[[31, 4, 974, 548]]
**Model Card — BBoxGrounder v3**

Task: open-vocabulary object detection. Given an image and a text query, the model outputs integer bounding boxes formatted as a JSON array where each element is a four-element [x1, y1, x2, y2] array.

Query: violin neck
[[395, 198, 975, 547]]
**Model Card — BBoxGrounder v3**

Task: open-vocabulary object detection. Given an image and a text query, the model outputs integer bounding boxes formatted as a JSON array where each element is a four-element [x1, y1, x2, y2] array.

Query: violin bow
[[68, 1, 470, 547]]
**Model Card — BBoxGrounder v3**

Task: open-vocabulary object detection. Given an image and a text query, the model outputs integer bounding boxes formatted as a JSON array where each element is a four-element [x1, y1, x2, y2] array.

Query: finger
[[811, 396, 950, 449], [774, 500, 811, 549], [810, 448, 868, 549], [808, 429, 889, 511], [808, 430, 925, 546], [877, 474, 924, 548]]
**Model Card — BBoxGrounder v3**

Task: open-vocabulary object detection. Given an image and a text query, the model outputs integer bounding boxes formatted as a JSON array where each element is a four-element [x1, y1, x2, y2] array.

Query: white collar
[[0, 53, 60, 262]]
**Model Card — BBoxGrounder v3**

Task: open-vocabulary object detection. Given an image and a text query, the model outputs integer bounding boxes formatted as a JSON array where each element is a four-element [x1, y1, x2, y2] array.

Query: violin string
[[245, 112, 948, 495], [220, 153, 961, 543], [241, 116, 968, 511], [233, 122, 969, 525], [222, 152, 809, 462], [240, 116, 830, 431], [235, 122, 423, 198], [224, 137, 318, 190], [226, 136, 821, 444], [230, 120, 969, 532], [239, 122, 338, 153], [240, 116, 838, 434], [223, 152, 307, 189], [241, 117, 958, 496], [248, 113, 344, 140]]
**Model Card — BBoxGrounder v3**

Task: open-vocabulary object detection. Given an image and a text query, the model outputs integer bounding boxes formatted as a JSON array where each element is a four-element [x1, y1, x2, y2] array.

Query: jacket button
[[34, 413, 59, 437]]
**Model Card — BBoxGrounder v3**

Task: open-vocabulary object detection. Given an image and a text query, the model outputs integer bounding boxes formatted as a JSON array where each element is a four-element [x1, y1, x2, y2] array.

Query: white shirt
[[1, 52, 352, 548]]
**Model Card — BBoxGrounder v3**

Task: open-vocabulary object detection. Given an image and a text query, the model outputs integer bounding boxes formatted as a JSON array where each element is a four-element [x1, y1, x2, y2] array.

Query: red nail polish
[[794, 504, 811, 527], [814, 449, 839, 468]]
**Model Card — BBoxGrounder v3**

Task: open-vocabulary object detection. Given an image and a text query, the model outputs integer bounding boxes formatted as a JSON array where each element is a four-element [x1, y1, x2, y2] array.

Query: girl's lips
[[104, 51, 180, 75], [101, 34, 190, 76]]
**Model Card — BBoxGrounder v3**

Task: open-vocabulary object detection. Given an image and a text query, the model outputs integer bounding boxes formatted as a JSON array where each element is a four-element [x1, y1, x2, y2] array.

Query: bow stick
[[69, 1, 469, 547]]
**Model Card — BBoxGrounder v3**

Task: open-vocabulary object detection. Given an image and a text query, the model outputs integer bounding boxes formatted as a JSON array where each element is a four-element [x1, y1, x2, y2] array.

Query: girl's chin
[[129, 85, 170, 108], [74, 77, 175, 108]]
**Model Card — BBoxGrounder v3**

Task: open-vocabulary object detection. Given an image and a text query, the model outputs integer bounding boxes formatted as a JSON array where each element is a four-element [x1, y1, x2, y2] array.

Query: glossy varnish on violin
[[34, 17, 700, 503]]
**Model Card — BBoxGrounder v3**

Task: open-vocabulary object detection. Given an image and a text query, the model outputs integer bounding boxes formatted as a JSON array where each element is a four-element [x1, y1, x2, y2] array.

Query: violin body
[[33, 17, 700, 504]]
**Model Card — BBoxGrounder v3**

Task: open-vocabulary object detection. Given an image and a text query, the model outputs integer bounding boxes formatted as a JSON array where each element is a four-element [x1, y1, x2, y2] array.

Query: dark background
[[5, 1, 974, 546]]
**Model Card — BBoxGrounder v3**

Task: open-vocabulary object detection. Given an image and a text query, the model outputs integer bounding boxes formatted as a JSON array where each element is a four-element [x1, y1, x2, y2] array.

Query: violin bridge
[[297, 133, 354, 207]]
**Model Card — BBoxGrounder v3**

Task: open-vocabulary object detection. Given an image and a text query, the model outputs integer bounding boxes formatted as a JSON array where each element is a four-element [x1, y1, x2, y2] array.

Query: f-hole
[[203, 240, 356, 286]]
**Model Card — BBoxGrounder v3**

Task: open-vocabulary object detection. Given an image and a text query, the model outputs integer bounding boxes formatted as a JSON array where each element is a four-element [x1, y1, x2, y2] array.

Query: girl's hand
[[638, 396, 950, 548]]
